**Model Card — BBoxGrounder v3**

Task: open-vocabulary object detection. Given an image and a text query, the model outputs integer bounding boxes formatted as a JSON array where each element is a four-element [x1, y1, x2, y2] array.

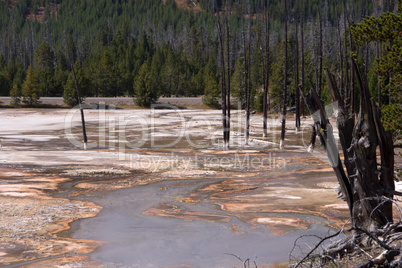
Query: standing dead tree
[[305, 59, 395, 232], [263, 2, 270, 138], [300, 0, 305, 117], [217, 12, 229, 149], [67, 37, 87, 150], [216, 0, 232, 149], [280, 0, 288, 149], [225, 0, 231, 146], [294, 4, 300, 132], [244, 0, 252, 145], [297, 59, 397, 266], [70, 63, 88, 150]]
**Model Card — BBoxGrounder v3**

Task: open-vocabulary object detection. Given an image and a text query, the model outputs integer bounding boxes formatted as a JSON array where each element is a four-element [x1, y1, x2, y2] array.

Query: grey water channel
[[69, 178, 336, 267]]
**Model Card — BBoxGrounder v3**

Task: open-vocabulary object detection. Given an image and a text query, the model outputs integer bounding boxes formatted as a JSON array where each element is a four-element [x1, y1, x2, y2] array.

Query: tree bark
[[342, 0, 355, 114], [280, 0, 288, 149], [342, 0, 350, 111], [377, 42, 382, 112], [263, 3, 270, 138], [217, 15, 228, 148], [244, 0, 251, 145], [226, 1, 231, 145], [334, 0, 344, 100], [300, 0, 305, 117], [320, 61, 395, 232], [317, 2, 323, 98], [295, 10, 300, 132], [71, 63, 88, 150]]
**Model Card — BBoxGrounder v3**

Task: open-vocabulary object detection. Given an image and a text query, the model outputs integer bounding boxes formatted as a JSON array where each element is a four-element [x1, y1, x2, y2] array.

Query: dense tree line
[[0, 0, 399, 114]]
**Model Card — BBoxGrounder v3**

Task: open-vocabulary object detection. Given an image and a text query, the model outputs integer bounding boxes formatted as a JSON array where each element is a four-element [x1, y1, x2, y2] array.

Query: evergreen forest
[[0, 0, 400, 140]]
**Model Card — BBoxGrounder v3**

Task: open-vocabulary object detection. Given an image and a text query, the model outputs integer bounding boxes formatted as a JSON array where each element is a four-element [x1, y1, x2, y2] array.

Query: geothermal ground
[[0, 105, 400, 267]]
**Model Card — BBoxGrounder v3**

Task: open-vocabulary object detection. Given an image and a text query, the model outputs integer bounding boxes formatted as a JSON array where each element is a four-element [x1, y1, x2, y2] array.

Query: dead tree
[[67, 35, 87, 150], [225, 0, 231, 145], [317, 1, 323, 98], [295, 8, 300, 132], [244, 0, 251, 145], [217, 13, 229, 149], [70, 63, 88, 150], [334, 0, 344, 100], [280, 0, 288, 149], [305, 60, 395, 232], [342, 0, 356, 114], [263, 3, 270, 138], [300, 0, 305, 117]]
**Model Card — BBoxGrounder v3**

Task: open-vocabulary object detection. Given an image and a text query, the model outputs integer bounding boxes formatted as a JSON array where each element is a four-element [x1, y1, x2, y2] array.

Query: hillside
[[0, 0, 399, 113]]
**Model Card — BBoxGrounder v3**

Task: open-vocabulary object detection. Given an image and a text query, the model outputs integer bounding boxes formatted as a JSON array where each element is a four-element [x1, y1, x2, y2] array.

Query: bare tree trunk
[[364, 0, 369, 78], [226, 1, 231, 145], [295, 10, 300, 132], [217, 14, 228, 149], [280, 0, 288, 149], [300, 0, 305, 117], [343, 1, 350, 111], [307, 124, 317, 152], [244, 0, 251, 145], [263, 3, 270, 137], [321, 62, 395, 232], [334, 0, 344, 100], [377, 42, 382, 113], [71, 63, 88, 150], [317, 2, 323, 98], [342, 0, 355, 114]]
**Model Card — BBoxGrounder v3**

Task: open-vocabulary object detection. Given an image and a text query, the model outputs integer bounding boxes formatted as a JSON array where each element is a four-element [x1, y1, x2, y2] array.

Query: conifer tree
[[21, 65, 40, 106], [134, 62, 160, 108]]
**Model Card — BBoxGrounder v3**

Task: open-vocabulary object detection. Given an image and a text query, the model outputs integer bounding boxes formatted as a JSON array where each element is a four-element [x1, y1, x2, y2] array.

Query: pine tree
[[63, 63, 90, 107], [134, 62, 160, 108], [21, 65, 40, 106], [0, 72, 10, 96]]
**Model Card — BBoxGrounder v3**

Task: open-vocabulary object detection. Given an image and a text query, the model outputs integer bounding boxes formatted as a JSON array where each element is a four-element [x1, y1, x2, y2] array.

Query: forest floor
[[0, 107, 401, 267]]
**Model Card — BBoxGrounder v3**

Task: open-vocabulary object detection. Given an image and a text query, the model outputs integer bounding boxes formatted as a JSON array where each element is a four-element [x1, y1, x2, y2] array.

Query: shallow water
[[0, 109, 346, 267], [71, 179, 335, 267]]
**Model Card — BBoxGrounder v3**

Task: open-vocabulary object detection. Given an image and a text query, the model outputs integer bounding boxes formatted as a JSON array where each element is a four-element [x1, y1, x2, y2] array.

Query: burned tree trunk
[[226, 2, 231, 145], [295, 12, 300, 132], [350, 60, 394, 230], [217, 14, 229, 149], [71, 63, 88, 150], [280, 0, 288, 149], [317, 2, 323, 98], [300, 0, 305, 117], [334, 0, 344, 100], [306, 61, 395, 231], [263, 4, 270, 138], [244, 0, 251, 145]]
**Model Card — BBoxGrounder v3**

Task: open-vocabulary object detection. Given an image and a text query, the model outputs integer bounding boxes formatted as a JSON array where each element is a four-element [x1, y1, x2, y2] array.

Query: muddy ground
[[0, 107, 400, 267]]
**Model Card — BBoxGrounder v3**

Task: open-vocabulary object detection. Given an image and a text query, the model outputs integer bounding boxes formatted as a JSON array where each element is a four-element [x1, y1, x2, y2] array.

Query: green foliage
[[10, 84, 22, 106], [254, 90, 265, 113], [53, 65, 68, 97], [381, 103, 402, 143], [63, 63, 90, 107], [21, 66, 41, 106], [133, 62, 160, 108], [202, 73, 220, 109], [231, 54, 246, 106], [35, 42, 54, 69], [352, 7, 401, 102], [0, 72, 10, 96], [0, 0, 396, 112], [352, 3, 402, 140]]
